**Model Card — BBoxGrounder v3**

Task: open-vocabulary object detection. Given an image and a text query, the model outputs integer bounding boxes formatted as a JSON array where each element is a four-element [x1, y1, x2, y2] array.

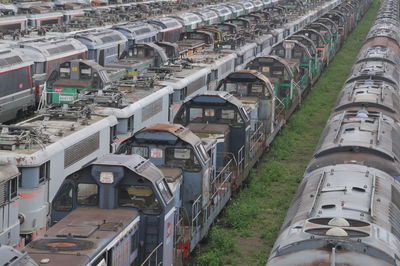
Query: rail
[[191, 194, 202, 234], [237, 146, 245, 175], [140, 242, 163, 266], [210, 159, 233, 202]]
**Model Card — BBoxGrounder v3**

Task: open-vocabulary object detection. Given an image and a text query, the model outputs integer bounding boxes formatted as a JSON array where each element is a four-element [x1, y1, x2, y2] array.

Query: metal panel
[[142, 98, 163, 122], [64, 132, 100, 168]]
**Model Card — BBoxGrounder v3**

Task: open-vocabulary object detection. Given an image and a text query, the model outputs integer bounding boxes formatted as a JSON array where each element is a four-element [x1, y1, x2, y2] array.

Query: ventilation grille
[[142, 98, 163, 122], [64, 132, 100, 168]]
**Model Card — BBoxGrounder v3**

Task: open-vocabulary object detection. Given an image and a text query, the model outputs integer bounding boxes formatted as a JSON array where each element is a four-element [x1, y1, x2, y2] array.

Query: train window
[[127, 115, 134, 132], [262, 66, 270, 73], [119, 185, 161, 214], [79, 63, 92, 80], [205, 109, 215, 117], [39, 161, 50, 184], [165, 148, 201, 172], [189, 108, 203, 122], [132, 146, 149, 158], [53, 183, 73, 211], [77, 183, 98, 206], [157, 180, 172, 203], [9, 177, 17, 200], [59, 62, 71, 79], [221, 109, 235, 120]]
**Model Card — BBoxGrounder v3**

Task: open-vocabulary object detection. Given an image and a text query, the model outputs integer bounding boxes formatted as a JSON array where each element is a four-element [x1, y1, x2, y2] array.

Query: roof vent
[[326, 227, 348, 237], [328, 218, 350, 227]]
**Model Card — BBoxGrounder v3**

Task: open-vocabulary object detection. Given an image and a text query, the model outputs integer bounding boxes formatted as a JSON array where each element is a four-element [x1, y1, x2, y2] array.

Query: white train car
[[0, 48, 35, 123], [0, 111, 117, 245]]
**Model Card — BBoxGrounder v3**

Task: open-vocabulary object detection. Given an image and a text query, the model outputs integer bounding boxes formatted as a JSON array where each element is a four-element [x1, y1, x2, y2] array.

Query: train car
[[333, 79, 400, 122], [288, 34, 322, 81], [323, 10, 348, 46], [0, 15, 28, 35], [0, 48, 35, 123], [0, 107, 118, 245], [116, 123, 232, 255], [297, 28, 330, 66], [148, 17, 183, 43], [112, 22, 158, 46], [268, 164, 400, 265], [17, 38, 87, 85], [46, 59, 125, 104], [47, 154, 176, 265], [106, 42, 168, 76], [0, 165, 19, 247], [74, 29, 127, 66], [270, 39, 313, 91], [246, 55, 303, 117], [346, 59, 399, 87], [306, 110, 400, 178]]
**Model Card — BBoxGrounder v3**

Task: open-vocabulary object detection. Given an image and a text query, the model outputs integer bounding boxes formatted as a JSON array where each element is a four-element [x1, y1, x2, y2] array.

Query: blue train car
[[48, 154, 176, 265], [75, 29, 127, 66]]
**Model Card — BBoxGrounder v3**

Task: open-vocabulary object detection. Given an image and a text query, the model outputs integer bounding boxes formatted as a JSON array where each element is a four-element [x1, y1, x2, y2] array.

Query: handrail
[[140, 242, 163, 266]]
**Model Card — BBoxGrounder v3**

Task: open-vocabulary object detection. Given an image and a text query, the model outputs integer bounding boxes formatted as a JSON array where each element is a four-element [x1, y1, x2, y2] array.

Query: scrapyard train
[[0, 0, 374, 265], [267, 0, 400, 265]]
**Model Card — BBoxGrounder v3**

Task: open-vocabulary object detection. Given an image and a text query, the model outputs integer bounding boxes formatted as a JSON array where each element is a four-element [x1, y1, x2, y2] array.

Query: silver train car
[[0, 48, 35, 123], [267, 0, 400, 264]]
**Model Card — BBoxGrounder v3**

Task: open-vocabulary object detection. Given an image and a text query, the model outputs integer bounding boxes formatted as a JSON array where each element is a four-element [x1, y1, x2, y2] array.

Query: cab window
[[165, 147, 201, 172], [157, 180, 172, 203], [131, 146, 149, 158], [77, 183, 98, 206], [119, 185, 161, 214], [53, 183, 73, 211]]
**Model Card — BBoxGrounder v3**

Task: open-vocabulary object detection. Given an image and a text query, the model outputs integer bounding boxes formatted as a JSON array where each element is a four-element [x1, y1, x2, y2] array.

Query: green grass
[[192, 1, 381, 265]]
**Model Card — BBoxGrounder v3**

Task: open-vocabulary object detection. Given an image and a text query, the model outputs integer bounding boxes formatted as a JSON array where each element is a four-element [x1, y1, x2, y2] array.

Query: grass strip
[[193, 1, 381, 265]]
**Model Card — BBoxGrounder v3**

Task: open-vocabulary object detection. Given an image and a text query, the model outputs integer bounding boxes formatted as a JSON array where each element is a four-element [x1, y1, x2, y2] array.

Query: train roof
[[134, 123, 202, 147], [17, 38, 87, 62], [148, 17, 182, 31], [170, 12, 202, 26], [192, 9, 218, 20], [0, 164, 19, 183], [0, 109, 117, 165], [74, 29, 127, 48], [270, 164, 400, 266], [112, 22, 158, 41], [26, 208, 139, 266], [186, 90, 245, 109], [93, 153, 165, 184], [0, 48, 33, 72]]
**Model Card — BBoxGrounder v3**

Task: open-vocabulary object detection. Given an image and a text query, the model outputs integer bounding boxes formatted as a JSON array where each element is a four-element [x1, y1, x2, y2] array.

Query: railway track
[[193, 0, 381, 264]]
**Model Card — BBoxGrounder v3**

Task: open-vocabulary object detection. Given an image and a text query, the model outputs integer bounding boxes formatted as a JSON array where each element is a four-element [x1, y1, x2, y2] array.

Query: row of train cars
[[0, 0, 374, 264], [268, 0, 400, 264]]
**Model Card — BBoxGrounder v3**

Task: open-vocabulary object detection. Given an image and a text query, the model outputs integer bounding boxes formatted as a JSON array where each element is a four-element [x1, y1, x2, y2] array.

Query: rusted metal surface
[[26, 208, 139, 266]]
